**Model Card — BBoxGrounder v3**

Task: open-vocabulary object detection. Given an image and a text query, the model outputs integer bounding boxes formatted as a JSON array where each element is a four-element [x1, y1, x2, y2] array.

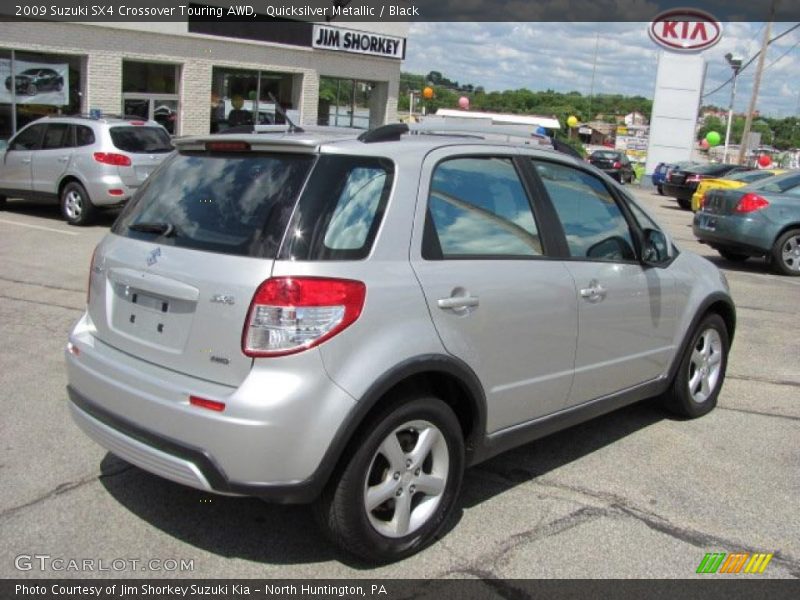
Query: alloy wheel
[[687, 328, 723, 404]]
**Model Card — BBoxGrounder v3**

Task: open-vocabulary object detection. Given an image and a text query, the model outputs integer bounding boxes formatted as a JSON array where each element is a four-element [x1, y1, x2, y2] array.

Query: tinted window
[[10, 124, 46, 151], [727, 170, 771, 184], [109, 126, 172, 153], [279, 155, 394, 261], [591, 151, 620, 160], [533, 161, 635, 261], [114, 152, 314, 258], [75, 125, 95, 147], [42, 124, 69, 149], [424, 157, 541, 259], [758, 172, 800, 194]]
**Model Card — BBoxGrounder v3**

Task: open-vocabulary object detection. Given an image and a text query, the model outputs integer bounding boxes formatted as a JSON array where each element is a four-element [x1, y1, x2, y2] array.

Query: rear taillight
[[699, 193, 706, 209], [93, 152, 132, 167], [242, 277, 366, 357], [87, 245, 98, 305], [686, 174, 703, 183], [612, 161, 622, 169], [735, 193, 770, 213]]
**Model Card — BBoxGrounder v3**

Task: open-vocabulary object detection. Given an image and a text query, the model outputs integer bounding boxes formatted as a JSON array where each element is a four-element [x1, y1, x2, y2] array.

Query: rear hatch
[[590, 153, 618, 169], [87, 143, 316, 386], [109, 125, 174, 188]]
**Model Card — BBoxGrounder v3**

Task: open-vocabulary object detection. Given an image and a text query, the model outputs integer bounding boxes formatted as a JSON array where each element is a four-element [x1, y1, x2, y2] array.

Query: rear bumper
[[662, 183, 695, 200], [65, 314, 357, 502], [83, 176, 137, 207], [692, 213, 774, 255]]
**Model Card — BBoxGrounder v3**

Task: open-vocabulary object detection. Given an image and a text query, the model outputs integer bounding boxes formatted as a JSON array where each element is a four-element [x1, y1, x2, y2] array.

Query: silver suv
[[0, 115, 172, 225], [66, 124, 735, 562]]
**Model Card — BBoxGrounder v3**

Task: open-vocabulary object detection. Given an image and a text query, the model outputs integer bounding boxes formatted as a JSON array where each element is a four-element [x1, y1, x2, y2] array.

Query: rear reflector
[[735, 193, 770, 213], [189, 395, 226, 412], [67, 342, 80, 356], [93, 152, 132, 167], [243, 277, 366, 357], [205, 141, 251, 152], [108, 189, 124, 196]]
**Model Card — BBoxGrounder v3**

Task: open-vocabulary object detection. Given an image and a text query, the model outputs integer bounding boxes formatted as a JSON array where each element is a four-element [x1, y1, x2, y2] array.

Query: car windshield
[[113, 151, 315, 257], [750, 171, 800, 194], [109, 126, 173, 153], [727, 170, 773, 184]]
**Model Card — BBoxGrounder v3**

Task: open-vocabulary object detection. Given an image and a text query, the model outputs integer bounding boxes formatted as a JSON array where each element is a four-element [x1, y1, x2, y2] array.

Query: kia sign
[[649, 9, 722, 52]]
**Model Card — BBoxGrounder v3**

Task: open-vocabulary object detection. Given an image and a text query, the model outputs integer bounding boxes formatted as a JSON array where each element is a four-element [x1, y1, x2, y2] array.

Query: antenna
[[268, 92, 304, 133]]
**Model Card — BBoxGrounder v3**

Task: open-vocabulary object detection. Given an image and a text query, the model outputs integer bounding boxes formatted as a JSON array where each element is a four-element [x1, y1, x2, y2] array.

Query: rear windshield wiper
[[128, 222, 177, 237]]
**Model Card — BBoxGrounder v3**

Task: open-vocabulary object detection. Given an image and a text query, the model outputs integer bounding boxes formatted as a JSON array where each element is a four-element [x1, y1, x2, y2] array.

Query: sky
[[403, 22, 800, 118]]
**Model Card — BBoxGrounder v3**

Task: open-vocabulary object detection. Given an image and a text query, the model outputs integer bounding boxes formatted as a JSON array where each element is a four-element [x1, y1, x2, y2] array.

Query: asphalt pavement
[[1, 187, 798, 580]]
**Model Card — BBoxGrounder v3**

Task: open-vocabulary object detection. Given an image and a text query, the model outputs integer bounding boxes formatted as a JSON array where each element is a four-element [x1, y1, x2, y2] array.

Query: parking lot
[[1, 185, 798, 580]]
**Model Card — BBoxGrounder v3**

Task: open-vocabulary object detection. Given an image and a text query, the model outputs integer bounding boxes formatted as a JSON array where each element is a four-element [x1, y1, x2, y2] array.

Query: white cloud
[[404, 22, 800, 117]]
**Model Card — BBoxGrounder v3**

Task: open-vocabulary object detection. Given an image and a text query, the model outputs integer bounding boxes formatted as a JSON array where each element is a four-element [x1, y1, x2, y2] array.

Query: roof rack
[[357, 121, 553, 147]]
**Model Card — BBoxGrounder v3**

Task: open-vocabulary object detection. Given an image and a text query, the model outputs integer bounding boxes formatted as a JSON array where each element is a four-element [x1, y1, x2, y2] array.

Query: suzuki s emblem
[[146, 247, 161, 266]]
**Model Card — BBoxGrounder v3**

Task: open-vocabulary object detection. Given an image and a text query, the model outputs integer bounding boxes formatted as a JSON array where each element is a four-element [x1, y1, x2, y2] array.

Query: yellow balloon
[[422, 86, 434, 99], [567, 115, 578, 128]]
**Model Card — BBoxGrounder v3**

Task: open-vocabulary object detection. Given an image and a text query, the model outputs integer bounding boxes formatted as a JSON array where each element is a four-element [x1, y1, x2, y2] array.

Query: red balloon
[[700, 139, 710, 150], [758, 154, 772, 168]]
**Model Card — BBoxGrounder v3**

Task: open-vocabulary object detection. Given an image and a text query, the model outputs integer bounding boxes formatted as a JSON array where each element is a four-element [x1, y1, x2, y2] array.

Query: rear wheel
[[663, 314, 729, 418], [26, 82, 37, 95], [718, 250, 749, 263], [677, 197, 691, 210], [0, 195, 6, 210], [314, 396, 464, 563], [60, 182, 96, 226], [771, 229, 800, 276]]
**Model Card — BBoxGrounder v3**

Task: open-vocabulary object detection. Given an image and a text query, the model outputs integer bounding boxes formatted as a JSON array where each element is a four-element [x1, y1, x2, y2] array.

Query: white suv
[[66, 123, 735, 562], [0, 114, 172, 225]]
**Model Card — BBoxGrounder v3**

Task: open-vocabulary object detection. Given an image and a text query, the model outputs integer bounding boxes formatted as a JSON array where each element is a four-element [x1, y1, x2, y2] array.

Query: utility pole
[[738, 4, 776, 165], [588, 33, 599, 121]]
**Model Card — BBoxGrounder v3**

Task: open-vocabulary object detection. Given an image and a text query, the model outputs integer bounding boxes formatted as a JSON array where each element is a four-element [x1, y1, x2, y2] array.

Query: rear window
[[113, 152, 315, 258], [110, 126, 173, 153], [278, 155, 394, 261], [591, 151, 619, 160]]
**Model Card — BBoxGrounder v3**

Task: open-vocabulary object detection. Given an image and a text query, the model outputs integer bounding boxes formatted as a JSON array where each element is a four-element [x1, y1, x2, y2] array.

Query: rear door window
[[42, 123, 70, 149], [109, 126, 172, 153], [279, 155, 394, 261], [114, 152, 315, 258]]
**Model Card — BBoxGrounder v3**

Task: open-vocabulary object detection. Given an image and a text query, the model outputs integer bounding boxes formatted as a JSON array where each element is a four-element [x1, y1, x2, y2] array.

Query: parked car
[[4, 68, 64, 96], [67, 123, 735, 562], [663, 163, 749, 210], [588, 150, 634, 183], [691, 169, 786, 212], [0, 114, 173, 225], [652, 161, 697, 195], [694, 170, 800, 275]]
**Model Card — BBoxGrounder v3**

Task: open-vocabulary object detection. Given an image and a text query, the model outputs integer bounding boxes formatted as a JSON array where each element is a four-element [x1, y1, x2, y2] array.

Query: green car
[[693, 170, 800, 275]]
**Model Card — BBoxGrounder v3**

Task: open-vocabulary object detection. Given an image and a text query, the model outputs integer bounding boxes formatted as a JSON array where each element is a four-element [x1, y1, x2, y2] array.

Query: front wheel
[[60, 182, 96, 226], [771, 229, 800, 276], [663, 314, 729, 418], [315, 396, 465, 563]]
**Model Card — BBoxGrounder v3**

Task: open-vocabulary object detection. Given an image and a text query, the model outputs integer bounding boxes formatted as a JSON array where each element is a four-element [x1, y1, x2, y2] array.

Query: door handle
[[437, 295, 479, 310], [58, 156, 69, 163], [580, 280, 607, 302], [22, 158, 31, 164]]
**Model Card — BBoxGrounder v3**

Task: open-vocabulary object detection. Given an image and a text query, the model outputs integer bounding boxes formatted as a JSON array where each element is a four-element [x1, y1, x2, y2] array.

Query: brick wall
[[0, 22, 401, 135]]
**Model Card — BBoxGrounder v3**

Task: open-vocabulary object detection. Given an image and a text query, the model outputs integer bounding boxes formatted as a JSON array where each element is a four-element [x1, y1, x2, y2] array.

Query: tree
[[697, 116, 724, 142]]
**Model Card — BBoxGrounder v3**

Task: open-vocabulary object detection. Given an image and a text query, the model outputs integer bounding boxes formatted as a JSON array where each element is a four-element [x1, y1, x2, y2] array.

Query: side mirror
[[641, 228, 672, 267]]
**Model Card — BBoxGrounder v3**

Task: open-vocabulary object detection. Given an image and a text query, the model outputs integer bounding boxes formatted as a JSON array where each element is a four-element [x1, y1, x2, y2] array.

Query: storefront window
[[121, 61, 180, 134], [210, 67, 296, 133], [0, 49, 83, 141], [318, 77, 374, 129]]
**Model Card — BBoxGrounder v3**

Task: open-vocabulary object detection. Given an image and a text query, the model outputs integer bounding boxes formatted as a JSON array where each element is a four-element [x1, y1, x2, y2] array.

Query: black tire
[[314, 396, 465, 563], [26, 82, 36, 96], [0, 195, 6, 210], [718, 250, 749, 263], [60, 181, 96, 226], [770, 229, 800, 276], [677, 197, 691, 210], [663, 314, 729, 419], [657, 184, 664, 196]]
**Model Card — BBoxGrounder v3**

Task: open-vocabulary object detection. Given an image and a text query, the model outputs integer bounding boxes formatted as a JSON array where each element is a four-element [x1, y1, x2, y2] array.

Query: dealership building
[[0, 16, 407, 139]]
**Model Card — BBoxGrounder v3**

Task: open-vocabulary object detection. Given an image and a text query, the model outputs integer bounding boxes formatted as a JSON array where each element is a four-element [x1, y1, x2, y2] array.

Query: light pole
[[723, 53, 743, 164]]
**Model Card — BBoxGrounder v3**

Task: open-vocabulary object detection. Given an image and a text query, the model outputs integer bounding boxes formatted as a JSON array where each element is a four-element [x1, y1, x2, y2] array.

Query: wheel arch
[[58, 174, 86, 198], [317, 354, 487, 493]]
